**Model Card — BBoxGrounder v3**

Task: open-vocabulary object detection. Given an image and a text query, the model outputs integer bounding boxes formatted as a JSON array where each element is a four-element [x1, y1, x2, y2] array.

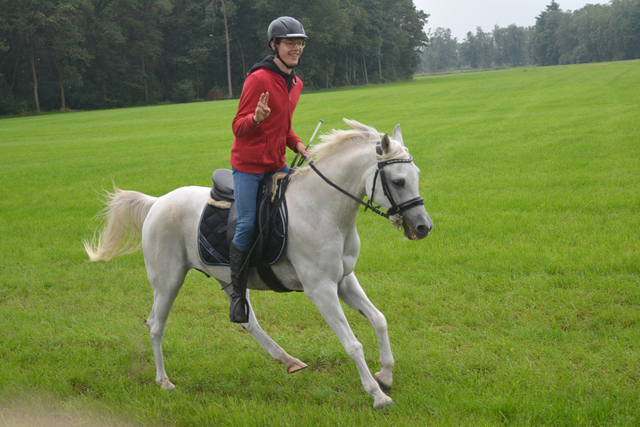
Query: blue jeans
[[232, 166, 289, 252]]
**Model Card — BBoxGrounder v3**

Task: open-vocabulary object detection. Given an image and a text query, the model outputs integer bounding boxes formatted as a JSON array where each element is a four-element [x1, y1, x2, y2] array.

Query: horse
[[83, 119, 433, 409]]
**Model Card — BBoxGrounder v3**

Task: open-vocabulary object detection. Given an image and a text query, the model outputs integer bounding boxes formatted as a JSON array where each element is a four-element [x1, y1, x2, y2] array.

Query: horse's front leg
[[304, 280, 393, 409], [221, 285, 307, 373], [338, 272, 394, 393]]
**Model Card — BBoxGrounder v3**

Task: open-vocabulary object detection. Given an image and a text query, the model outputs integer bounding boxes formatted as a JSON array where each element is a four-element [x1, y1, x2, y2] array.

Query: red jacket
[[230, 57, 303, 173]]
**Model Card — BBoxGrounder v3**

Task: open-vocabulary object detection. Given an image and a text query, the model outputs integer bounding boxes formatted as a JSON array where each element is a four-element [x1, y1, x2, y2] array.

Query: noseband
[[304, 141, 424, 221]]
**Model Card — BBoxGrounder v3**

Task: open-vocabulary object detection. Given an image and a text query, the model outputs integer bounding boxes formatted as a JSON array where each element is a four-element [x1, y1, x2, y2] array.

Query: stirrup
[[230, 297, 249, 323]]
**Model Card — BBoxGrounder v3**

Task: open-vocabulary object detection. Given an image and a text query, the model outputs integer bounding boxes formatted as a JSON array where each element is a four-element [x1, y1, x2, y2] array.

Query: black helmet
[[267, 16, 307, 48]]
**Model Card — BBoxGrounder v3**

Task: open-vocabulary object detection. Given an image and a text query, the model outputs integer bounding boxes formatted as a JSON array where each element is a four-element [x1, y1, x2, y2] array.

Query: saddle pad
[[198, 203, 232, 265], [197, 202, 287, 267]]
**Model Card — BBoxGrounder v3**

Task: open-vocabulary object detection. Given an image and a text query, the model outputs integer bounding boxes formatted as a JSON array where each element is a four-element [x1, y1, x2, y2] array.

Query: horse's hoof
[[285, 359, 308, 373], [375, 372, 392, 394], [161, 379, 175, 392], [374, 398, 395, 410]]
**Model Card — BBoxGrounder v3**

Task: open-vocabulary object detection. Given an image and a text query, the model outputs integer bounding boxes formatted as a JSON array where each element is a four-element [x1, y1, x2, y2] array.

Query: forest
[[2, 1, 639, 115], [0, 0, 428, 114], [418, 0, 640, 74]]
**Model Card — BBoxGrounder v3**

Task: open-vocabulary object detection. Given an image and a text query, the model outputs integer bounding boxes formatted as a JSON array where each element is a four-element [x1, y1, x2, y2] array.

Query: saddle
[[197, 169, 294, 293]]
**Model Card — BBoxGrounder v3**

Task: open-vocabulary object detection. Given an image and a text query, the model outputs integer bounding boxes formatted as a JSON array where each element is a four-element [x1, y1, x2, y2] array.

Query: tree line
[[417, 0, 640, 74], [0, 0, 428, 115]]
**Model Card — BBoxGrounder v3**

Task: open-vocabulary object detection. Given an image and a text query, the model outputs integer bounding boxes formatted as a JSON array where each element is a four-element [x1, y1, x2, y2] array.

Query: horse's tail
[[83, 187, 158, 262]]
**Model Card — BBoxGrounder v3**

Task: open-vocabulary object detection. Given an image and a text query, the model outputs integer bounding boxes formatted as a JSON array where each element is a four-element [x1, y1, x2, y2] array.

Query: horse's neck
[[315, 144, 374, 194], [289, 144, 375, 229]]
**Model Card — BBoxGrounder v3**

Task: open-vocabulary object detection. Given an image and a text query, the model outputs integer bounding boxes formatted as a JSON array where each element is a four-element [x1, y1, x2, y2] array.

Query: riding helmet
[[267, 16, 307, 48]]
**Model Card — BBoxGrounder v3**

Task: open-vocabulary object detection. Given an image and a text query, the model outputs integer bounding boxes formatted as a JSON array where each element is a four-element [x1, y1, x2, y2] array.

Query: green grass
[[1, 60, 639, 426]]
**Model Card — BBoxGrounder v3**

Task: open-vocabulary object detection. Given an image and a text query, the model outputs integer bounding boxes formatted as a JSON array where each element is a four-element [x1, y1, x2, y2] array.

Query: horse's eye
[[392, 179, 405, 187]]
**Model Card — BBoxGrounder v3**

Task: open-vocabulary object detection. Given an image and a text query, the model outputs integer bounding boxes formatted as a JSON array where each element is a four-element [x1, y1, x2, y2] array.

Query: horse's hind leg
[[145, 264, 188, 391], [221, 284, 307, 373], [338, 272, 394, 393]]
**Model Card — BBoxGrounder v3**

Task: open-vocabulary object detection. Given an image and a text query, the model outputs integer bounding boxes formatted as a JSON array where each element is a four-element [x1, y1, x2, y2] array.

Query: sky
[[413, 0, 607, 41]]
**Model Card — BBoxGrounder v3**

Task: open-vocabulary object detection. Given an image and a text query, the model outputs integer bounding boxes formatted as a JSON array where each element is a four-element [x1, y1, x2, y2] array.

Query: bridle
[[369, 143, 425, 217], [299, 140, 424, 222]]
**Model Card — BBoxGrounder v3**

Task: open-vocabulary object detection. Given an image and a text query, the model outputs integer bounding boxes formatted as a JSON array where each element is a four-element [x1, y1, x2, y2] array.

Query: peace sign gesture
[[252, 92, 271, 124]]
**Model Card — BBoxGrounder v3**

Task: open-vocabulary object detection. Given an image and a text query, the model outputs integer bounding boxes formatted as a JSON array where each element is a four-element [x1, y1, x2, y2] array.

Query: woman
[[228, 16, 311, 323]]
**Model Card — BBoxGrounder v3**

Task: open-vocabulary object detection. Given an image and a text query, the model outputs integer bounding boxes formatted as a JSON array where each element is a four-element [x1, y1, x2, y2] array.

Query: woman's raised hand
[[253, 92, 271, 124]]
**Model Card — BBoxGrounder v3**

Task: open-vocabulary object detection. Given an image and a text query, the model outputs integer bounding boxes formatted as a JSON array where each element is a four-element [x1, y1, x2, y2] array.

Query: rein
[[307, 160, 390, 219], [298, 141, 424, 221]]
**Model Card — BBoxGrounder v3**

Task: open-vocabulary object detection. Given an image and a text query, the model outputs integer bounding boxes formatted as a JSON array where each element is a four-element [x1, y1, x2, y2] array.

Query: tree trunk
[[29, 42, 40, 113], [195, 67, 200, 99], [54, 59, 66, 110], [345, 53, 349, 85], [378, 46, 382, 79], [238, 40, 247, 78], [141, 54, 148, 103], [362, 54, 369, 84], [58, 71, 66, 110], [352, 64, 355, 83], [353, 54, 357, 82], [221, 0, 233, 98], [11, 48, 19, 91]]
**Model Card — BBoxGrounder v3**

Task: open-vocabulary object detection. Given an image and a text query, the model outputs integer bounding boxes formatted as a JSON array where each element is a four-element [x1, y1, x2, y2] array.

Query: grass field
[[1, 60, 639, 426]]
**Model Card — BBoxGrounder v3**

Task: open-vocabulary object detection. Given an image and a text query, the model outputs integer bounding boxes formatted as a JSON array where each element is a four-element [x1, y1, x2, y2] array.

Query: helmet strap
[[272, 39, 301, 70]]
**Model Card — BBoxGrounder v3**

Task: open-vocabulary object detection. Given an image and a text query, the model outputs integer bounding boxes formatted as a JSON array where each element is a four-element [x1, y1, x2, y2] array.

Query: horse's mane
[[292, 119, 409, 177]]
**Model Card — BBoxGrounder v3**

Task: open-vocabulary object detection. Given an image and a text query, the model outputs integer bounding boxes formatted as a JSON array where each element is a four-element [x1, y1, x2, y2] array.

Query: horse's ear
[[381, 133, 391, 154], [392, 124, 404, 146]]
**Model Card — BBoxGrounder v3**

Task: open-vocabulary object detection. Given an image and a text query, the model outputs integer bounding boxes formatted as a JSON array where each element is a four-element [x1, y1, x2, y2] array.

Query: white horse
[[84, 119, 433, 409]]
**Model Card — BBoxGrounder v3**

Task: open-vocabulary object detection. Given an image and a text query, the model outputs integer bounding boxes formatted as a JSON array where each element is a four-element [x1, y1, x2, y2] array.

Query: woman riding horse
[[84, 119, 433, 408], [229, 16, 312, 323]]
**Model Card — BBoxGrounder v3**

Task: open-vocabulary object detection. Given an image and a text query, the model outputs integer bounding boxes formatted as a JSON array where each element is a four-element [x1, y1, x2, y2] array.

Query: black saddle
[[210, 168, 235, 202], [197, 169, 293, 292]]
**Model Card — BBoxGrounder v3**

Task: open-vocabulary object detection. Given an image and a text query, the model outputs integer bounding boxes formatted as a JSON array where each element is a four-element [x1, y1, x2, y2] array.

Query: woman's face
[[273, 38, 305, 69]]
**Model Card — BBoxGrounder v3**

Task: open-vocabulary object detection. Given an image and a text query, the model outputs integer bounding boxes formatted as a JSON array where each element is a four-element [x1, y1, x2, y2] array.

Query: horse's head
[[368, 123, 433, 240]]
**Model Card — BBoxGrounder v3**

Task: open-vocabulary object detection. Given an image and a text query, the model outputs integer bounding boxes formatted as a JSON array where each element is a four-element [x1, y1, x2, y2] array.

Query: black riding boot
[[229, 241, 250, 323]]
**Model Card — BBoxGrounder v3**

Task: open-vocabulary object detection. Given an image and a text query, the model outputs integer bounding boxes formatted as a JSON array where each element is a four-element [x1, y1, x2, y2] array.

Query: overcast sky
[[413, 0, 608, 41]]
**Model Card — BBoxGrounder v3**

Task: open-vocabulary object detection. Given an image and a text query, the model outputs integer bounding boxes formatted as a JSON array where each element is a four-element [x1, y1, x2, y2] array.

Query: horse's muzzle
[[403, 220, 432, 240], [402, 209, 433, 240]]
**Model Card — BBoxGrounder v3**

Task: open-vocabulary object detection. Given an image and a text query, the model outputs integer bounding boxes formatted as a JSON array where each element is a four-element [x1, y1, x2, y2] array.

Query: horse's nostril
[[417, 224, 429, 235]]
